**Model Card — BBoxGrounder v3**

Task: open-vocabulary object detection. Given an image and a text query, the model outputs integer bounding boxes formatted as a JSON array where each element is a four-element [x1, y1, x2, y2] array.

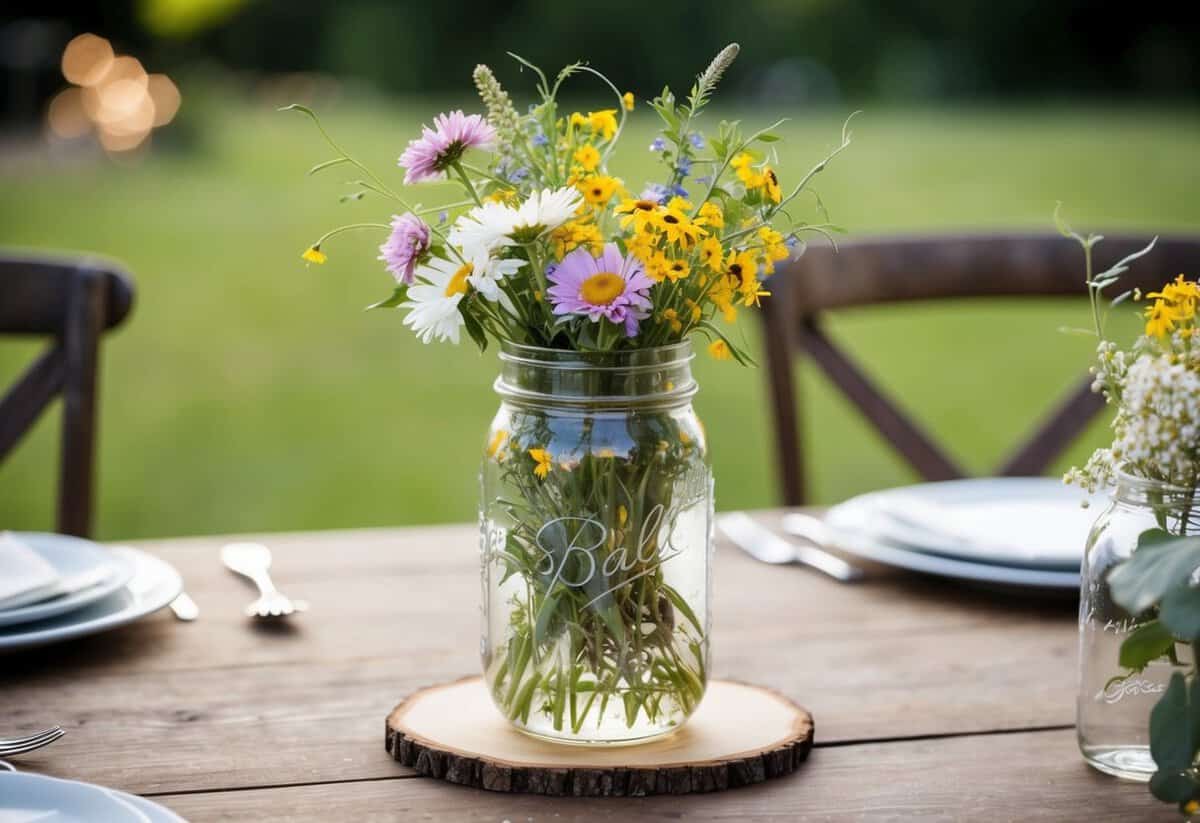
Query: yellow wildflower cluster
[[707, 248, 770, 321], [528, 447, 553, 479], [604, 189, 786, 340], [731, 153, 782, 204], [483, 188, 519, 205], [576, 174, 621, 207], [486, 429, 508, 461], [614, 196, 712, 284], [1145, 275, 1200, 338], [569, 109, 619, 141], [549, 217, 604, 260]]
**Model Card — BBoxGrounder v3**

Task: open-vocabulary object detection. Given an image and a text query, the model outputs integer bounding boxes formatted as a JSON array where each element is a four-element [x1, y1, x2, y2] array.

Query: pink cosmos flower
[[547, 243, 655, 337], [398, 111, 496, 184], [378, 212, 431, 285]]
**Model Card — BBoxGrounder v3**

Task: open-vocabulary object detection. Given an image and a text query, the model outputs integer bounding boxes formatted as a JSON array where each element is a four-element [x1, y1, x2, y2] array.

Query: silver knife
[[717, 512, 864, 583]]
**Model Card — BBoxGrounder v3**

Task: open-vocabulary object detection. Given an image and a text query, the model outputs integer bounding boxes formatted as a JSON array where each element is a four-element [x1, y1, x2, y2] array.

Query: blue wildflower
[[509, 167, 529, 182], [532, 131, 549, 147], [695, 175, 712, 186], [438, 210, 448, 224], [677, 156, 693, 176], [689, 133, 705, 149], [672, 184, 689, 198], [640, 183, 672, 205], [649, 137, 667, 152]]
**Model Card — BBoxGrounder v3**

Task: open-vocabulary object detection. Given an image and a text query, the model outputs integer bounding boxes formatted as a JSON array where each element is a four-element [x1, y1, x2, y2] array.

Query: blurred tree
[[1, 0, 1197, 115]]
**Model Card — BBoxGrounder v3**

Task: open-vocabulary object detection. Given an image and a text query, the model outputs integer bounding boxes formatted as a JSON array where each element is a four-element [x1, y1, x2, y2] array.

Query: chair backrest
[[1, 253, 135, 536], [759, 232, 1200, 505]]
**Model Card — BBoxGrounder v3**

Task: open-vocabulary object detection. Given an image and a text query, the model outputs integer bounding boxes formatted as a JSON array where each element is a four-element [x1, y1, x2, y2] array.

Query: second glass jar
[[1078, 472, 1200, 780]]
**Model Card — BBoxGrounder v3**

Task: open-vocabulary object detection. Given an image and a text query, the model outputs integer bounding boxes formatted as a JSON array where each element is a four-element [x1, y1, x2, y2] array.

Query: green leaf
[[755, 132, 781, 143], [1161, 586, 1200, 639], [697, 321, 757, 367], [1151, 672, 1197, 771], [278, 103, 316, 118], [1119, 620, 1174, 670], [364, 285, 408, 310], [1150, 769, 1199, 803], [532, 589, 561, 648], [1141, 528, 1176, 548], [1191, 674, 1200, 766], [307, 157, 351, 176], [662, 584, 703, 635], [461, 305, 488, 353], [1109, 535, 1200, 615]]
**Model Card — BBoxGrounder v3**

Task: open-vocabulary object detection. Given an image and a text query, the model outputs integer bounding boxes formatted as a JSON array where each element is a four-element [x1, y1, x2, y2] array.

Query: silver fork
[[0, 727, 64, 757], [221, 542, 308, 619]]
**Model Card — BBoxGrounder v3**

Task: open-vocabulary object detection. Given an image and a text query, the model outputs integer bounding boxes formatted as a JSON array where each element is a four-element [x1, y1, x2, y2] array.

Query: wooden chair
[[759, 232, 1200, 506], [0, 254, 135, 536]]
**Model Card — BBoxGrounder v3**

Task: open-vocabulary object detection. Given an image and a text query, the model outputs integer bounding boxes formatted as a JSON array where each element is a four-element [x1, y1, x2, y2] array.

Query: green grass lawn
[[1, 92, 1197, 539]]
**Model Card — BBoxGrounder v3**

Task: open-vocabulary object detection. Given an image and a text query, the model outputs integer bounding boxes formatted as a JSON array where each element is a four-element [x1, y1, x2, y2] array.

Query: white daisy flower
[[449, 201, 518, 253], [512, 187, 583, 237], [467, 250, 526, 302], [401, 256, 472, 344], [451, 188, 583, 250]]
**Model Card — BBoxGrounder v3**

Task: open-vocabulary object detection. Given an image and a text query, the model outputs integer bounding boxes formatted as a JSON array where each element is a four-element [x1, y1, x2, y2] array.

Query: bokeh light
[[46, 88, 91, 139], [147, 74, 181, 126], [60, 33, 114, 87], [49, 33, 180, 155]]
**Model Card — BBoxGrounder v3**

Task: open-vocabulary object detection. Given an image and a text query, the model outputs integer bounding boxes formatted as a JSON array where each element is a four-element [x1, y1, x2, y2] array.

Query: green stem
[[451, 161, 484, 207], [312, 223, 390, 247]]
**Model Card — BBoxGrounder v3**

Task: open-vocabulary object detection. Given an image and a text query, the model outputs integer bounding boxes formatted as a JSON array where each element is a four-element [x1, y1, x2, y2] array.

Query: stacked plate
[[0, 532, 182, 653], [801, 477, 1100, 592], [0, 770, 185, 822]]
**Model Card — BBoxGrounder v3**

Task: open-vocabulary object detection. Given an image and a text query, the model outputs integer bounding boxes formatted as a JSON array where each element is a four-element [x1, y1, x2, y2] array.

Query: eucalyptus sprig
[[1110, 533, 1200, 815]]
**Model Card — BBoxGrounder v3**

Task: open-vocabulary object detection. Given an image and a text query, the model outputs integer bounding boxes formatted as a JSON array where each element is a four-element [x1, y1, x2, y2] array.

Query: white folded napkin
[[0, 531, 62, 610]]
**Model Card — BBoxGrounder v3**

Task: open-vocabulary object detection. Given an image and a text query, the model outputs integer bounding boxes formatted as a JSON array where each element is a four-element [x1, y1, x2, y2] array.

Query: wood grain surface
[[0, 513, 1136, 821]]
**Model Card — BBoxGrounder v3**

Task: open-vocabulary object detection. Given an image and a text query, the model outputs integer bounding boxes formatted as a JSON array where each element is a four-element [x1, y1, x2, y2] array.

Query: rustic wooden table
[[0, 512, 1176, 821]]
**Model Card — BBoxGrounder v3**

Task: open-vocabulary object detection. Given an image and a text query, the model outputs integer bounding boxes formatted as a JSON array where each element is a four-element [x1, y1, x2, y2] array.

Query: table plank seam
[[134, 724, 1078, 799], [139, 773, 422, 798], [813, 722, 1075, 749]]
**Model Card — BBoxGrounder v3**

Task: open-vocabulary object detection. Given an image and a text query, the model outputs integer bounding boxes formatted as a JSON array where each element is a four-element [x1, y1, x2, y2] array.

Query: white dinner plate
[[0, 533, 136, 628], [808, 520, 1081, 590], [825, 477, 1100, 570], [0, 547, 182, 653], [0, 772, 152, 822]]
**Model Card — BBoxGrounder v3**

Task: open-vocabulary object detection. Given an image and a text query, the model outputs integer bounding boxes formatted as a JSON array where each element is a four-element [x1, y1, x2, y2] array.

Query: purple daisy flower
[[377, 212, 431, 285], [547, 243, 655, 337], [398, 110, 496, 184]]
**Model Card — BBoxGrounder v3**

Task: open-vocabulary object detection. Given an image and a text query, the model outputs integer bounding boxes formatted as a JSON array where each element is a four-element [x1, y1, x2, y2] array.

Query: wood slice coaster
[[385, 676, 814, 796]]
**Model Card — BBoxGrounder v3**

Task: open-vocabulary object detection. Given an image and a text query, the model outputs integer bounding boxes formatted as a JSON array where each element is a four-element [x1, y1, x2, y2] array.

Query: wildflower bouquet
[[1063, 237, 1200, 495], [289, 44, 853, 743], [1060, 212, 1200, 812]]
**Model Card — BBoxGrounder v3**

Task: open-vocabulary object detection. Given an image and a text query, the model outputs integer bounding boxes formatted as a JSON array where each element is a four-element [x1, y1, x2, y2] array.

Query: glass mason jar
[[479, 341, 712, 745], [1078, 472, 1200, 780]]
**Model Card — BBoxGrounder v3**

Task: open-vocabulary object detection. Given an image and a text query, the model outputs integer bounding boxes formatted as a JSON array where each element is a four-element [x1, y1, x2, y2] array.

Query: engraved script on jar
[[534, 504, 678, 609], [1096, 677, 1166, 705]]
